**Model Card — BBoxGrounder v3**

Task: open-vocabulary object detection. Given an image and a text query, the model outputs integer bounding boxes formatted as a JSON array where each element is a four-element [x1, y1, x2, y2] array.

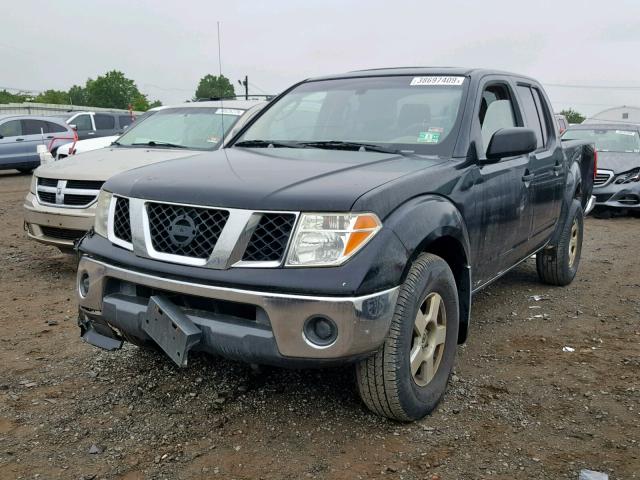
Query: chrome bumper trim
[[585, 195, 596, 215], [77, 256, 399, 359]]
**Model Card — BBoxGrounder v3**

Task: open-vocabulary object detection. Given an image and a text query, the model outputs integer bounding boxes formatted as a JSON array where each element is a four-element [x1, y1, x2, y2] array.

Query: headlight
[[285, 213, 381, 267], [30, 174, 37, 194], [614, 168, 640, 184], [94, 190, 113, 238]]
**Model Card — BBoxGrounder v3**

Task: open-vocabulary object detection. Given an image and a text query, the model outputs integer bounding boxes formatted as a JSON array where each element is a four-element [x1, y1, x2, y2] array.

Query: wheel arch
[[385, 195, 472, 344]]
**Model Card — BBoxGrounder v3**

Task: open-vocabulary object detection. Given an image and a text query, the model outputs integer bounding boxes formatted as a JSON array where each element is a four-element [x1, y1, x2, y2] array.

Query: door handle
[[87, 131, 95, 135], [522, 171, 535, 182], [46, 135, 54, 139], [16, 138, 24, 142]]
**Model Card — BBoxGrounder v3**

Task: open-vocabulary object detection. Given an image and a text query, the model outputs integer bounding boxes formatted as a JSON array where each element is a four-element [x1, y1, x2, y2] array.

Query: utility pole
[[238, 76, 248, 100]]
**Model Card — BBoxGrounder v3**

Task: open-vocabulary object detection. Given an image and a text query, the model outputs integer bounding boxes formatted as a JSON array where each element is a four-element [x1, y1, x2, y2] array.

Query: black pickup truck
[[76, 68, 595, 421]]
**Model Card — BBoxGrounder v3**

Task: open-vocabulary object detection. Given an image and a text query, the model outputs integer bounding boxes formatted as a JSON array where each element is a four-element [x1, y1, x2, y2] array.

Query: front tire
[[356, 253, 459, 421], [536, 199, 584, 286]]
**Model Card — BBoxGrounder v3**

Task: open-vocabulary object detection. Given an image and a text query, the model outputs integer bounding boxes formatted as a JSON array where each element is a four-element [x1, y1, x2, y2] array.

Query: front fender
[[384, 195, 471, 265]]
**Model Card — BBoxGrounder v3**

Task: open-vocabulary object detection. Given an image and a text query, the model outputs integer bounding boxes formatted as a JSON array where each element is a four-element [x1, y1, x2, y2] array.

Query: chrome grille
[[243, 213, 296, 262], [38, 177, 58, 187], [594, 170, 613, 187], [146, 202, 229, 259], [107, 197, 299, 268], [113, 197, 132, 243], [36, 178, 104, 208]]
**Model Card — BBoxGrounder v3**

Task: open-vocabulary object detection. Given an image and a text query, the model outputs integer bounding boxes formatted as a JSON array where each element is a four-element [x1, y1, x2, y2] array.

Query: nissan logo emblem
[[168, 214, 197, 247]]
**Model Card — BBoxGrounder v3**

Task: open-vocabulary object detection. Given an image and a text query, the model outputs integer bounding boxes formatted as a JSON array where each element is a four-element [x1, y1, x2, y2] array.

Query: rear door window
[[532, 88, 551, 146], [0, 120, 22, 137], [94, 114, 115, 130], [516, 86, 544, 149], [45, 121, 68, 133], [21, 119, 49, 136]]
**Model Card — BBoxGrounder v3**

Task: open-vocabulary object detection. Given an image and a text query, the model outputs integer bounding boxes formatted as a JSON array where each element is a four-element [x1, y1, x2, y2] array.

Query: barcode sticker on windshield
[[410, 76, 465, 86], [216, 108, 244, 116]]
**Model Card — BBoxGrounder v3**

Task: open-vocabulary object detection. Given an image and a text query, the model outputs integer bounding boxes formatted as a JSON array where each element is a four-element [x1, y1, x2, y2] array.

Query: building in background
[[584, 105, 640, 125]]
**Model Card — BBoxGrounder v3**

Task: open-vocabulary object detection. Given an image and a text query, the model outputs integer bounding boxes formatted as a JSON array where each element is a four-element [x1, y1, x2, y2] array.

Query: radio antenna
[[217, 21, 225, 146]]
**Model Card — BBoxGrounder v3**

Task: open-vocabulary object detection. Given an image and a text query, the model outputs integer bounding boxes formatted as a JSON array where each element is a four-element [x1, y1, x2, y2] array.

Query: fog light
[[303, 316, 337, 347], [79, 272, 90, 297]]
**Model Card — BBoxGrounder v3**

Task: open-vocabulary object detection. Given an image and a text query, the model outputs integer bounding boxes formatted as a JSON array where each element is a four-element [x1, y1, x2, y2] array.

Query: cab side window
[[532, 88, 552, 145], [95, 114, 115, 130], [516, 85, 544, 149], [71, 114, 93, 131], [479, 85, 517, 155]]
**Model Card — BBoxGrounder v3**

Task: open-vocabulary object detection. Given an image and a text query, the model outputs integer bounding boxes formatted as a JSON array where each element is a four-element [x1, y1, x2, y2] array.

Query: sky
[[2, 0, 640, 116]]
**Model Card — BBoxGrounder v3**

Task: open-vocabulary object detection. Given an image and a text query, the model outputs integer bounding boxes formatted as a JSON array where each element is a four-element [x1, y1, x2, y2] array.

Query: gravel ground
[[0, 170, 638, 479]]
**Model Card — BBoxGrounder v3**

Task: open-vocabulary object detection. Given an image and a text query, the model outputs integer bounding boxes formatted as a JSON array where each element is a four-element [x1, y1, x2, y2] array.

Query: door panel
[[530, 88, 563, 239], [20, 120, 48, 164], [529, 149, 563, 238], [471, 154, 531, 284], [515, 85, 563, 242]]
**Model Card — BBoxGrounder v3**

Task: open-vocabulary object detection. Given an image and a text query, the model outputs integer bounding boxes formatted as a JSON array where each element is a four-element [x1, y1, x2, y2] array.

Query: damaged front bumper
[[76, 256, 399, 368], [593, 176, 640, 211]]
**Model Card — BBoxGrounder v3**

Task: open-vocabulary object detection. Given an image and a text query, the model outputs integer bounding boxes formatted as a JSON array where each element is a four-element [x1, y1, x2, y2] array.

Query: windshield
[[116, 107, 245, 150], [236, 75, 466, 154], [562, 128, 640, 153]]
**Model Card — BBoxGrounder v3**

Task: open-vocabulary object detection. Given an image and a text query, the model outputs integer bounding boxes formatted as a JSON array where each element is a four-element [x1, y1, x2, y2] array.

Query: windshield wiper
[[298, 141, 406, 155], [234, 139, 305, 149], [131, 141, 187, 149]]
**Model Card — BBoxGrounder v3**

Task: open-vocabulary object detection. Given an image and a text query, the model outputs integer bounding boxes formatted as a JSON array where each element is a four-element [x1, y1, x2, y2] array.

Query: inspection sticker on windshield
[[216, 108, 244, 116], [410, 76, 464, 86], [418, 131, 441, 143]]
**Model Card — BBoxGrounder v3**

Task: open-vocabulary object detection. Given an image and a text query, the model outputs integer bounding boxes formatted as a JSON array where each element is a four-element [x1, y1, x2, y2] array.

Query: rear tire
[[536, 199, 584, 286], [356, 253, 459, 421]]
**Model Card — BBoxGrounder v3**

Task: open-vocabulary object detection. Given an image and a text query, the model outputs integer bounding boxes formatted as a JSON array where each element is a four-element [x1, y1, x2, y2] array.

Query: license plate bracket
[[142, 295, 201, 367]]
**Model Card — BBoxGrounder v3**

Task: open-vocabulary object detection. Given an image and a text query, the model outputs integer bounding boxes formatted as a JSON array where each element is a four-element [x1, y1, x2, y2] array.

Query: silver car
[[0, 115, 75, 173]]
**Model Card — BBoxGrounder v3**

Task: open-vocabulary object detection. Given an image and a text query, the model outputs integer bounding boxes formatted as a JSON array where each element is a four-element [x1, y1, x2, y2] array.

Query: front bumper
[[77, 256, 399, 367], [23, 191, 95, 248], [593, 182, 640, 210]]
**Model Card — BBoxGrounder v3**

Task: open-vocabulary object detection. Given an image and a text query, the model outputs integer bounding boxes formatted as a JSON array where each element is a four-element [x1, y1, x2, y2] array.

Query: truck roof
[[309, 67, 536, 82]]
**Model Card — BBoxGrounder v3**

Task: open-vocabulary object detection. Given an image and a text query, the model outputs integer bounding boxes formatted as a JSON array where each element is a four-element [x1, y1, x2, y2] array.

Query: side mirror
[[485, 128, 536, 161], [68, 124, 78, 131]]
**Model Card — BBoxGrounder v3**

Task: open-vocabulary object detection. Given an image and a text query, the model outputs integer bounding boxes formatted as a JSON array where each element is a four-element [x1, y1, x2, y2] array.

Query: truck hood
[[35, 147, 202, 182], [597, 151, 640, 174], [105, 147, 445, 212]]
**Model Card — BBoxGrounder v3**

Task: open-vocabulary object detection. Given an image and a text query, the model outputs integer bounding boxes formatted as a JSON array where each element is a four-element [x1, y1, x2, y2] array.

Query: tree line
[[0, 71, 238, 111]]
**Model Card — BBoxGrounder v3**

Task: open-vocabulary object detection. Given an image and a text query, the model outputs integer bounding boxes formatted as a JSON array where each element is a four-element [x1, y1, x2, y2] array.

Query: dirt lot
[[0, 170, 638, 480]]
